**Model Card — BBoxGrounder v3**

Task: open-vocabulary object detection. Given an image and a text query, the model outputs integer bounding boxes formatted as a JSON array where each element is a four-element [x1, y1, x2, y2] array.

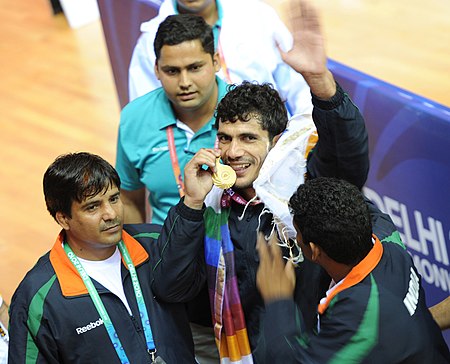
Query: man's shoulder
[[121, 88, 173, 127], [222, 0, 275, 16], [123, 87, 168, 112], [139, 0, 176, 34], [124, 223, 162, 252], [11, 252, 58, 306]]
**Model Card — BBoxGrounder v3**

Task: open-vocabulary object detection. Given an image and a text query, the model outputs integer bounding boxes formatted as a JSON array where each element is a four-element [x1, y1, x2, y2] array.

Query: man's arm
[[8, 290, 60, 363], [116, 124, 150, 223], [121, 188, 146, 224], [256, 233, 373, 363], [151, 148, 220, 302], [430, 296, 450, 331], [278, 0, 368, 188], [0, 295, 8, 329]]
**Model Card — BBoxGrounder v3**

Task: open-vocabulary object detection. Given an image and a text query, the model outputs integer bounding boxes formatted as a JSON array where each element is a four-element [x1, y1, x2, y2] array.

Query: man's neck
[[173, 84, 218, 133], [234, 187, 257, 203], [66, 241, 117, 261], [326, 261, 353, 283], [177, 1, 219, 26]]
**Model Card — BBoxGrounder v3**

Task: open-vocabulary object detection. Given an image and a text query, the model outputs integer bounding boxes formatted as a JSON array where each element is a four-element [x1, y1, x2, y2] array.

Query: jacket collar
[[49, 230, 149, 297], [318, 235, 383, 314]]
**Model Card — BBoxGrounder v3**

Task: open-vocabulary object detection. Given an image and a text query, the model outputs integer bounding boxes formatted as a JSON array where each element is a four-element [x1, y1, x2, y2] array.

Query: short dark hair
[[154, 14, 215, 60], [289, 177, 373, 265], [43, 152, 120, 220], [215, 81, 288, 141]]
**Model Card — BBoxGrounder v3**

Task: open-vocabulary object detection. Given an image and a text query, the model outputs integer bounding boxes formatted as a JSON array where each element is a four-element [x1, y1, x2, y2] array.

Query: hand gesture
[[183, 148, 220, 209], [279, 0, 336, 99], [256, 232, 296, 303]]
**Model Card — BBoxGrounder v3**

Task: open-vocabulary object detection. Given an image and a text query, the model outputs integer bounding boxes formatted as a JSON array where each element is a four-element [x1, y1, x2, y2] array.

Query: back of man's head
[[215, 81, 288, 142], [154, 14, 215, 61], [289, 177, 373, 265], [43, 152, 120, 220]]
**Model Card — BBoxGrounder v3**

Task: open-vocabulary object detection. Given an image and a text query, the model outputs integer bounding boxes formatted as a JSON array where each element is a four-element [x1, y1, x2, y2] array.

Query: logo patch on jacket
[[75, 318, 104, 335]]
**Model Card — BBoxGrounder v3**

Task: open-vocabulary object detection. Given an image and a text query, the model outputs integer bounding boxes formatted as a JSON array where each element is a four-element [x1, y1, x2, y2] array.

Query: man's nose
[[179, 70, 192, 89], [226, 139, 244, 159], [102, 203, 117, 220]]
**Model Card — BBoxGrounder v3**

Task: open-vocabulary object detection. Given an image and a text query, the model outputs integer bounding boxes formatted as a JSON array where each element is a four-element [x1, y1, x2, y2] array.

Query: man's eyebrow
[[160, 65, 180, 71], [188, 61, 205, 67], [80, 199, 100, 208], [241, 132, 259, 138]]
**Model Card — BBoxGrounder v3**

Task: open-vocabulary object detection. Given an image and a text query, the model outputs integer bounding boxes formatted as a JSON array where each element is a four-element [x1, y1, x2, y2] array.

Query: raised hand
[[256, 232, 296, 303], [183, 148, 221, 209], [279, 0, 336, 99]]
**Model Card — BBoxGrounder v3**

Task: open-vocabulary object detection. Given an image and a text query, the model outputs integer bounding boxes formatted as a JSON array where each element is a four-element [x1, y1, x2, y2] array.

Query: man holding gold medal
[[150, 1, 370, 362]]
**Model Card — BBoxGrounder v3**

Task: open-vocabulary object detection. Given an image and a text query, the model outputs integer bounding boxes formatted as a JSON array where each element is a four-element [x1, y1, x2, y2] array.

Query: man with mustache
[[7, 152, 196, 363], [150, 1, 370, 362]]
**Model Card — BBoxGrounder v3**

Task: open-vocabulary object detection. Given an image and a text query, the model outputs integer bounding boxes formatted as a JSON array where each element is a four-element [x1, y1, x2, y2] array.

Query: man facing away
[[257, 177, 450, 363], [128, 0, 312, 116], [7, 152, 195, 363], [149, 1, 371, 362]]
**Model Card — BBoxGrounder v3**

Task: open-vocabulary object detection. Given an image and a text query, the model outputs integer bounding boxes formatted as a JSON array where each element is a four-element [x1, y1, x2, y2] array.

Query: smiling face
[[155, 39, 220, 123], [56, 184, 124, 260], [217, 116, 272, 199]]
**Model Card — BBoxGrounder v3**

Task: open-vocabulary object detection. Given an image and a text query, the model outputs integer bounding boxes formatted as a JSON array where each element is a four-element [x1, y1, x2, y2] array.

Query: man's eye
[[110, 195, 119, 203]]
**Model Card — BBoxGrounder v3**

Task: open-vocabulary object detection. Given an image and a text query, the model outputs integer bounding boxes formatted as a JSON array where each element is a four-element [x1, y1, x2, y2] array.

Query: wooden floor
[[1, 0, 449, 302]]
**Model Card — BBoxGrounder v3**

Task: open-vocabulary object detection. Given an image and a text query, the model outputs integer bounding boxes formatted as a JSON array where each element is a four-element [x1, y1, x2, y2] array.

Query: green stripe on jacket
[[26, 275, 57, 364]]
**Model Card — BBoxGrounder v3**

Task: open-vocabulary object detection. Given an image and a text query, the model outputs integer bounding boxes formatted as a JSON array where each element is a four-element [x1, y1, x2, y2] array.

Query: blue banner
[[330, 59, 450, 343]]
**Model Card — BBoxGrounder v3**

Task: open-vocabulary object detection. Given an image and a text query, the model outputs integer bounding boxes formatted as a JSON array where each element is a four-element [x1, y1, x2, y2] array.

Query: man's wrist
[[305, 70, 336, 100], [183, 196, 205, 210], [312, 80, 345, 110]]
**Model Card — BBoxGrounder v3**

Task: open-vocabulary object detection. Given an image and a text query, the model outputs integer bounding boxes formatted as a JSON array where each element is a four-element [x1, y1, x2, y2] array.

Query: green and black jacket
[[8, 224, 196, 364]]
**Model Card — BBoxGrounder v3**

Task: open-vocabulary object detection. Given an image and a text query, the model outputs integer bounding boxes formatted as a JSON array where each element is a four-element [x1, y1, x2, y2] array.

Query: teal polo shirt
[[116, 77, 228, 224]]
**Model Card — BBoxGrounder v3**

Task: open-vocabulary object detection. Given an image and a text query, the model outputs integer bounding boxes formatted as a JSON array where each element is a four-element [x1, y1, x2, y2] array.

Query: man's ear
[[55, 211, 70, 231], [154, 61, 160, 80], [272, 132, 283, 146], [213, 52, 221, 73], [309, 242, 321, 263]]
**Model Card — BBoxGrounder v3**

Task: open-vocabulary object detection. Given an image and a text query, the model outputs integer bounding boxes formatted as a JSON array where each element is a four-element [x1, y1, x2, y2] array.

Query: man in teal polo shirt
[[129, 0, 313, 117], [116, 14, 228, 225]]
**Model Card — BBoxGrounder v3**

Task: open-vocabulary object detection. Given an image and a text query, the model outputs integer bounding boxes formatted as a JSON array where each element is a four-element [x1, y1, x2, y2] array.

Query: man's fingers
[[285, 260, 296, 287], [257, 232, 270, 265], [186, 148, 220, 172]]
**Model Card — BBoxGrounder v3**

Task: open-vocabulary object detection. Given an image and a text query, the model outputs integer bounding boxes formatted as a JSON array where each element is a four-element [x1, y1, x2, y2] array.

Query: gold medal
[[212, 157, 236, 189]]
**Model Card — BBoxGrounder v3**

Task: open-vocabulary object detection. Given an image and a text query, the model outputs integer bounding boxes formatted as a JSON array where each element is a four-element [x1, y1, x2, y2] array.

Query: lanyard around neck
[[64, 241, 155, 363], [166, 126, 185, 198], [167, 122, 220, 199], [217, 37, 232, 84]]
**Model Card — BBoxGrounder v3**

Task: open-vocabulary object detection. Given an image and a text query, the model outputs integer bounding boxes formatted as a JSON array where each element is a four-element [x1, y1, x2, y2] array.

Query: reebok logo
[[75, 318, 104, 335]]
